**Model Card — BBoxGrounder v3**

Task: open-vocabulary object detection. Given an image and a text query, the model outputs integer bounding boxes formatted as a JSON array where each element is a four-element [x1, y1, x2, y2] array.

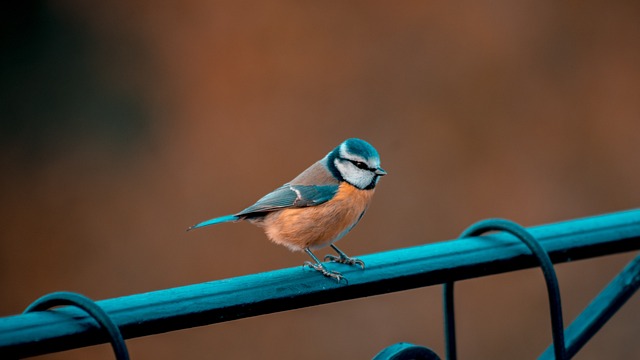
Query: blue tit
[[188, 138, 386, 282]]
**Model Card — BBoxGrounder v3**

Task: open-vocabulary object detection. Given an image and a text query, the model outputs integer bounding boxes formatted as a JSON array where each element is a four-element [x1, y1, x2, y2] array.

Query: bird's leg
[[303, 248, 345, 282], [324, 244, 365, 269]]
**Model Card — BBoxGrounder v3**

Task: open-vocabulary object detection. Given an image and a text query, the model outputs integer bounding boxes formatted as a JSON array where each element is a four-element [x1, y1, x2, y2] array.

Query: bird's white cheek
[[335, 160, 374, 189]]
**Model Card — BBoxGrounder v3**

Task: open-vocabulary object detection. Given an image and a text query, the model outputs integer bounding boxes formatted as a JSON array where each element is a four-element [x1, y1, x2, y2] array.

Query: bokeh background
[[1, 1, 639, 359]]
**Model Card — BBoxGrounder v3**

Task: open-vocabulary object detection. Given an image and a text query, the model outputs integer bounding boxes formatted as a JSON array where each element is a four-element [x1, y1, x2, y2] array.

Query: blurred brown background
[[1, 1, 639, 359]]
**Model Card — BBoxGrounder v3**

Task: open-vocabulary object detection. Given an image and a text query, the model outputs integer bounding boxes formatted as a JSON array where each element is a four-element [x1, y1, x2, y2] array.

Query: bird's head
[[328, 138, 386, 190]]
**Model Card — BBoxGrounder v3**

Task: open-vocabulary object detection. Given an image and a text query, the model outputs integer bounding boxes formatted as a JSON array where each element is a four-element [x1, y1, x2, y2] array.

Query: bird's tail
[[187, 214, 239, 231]]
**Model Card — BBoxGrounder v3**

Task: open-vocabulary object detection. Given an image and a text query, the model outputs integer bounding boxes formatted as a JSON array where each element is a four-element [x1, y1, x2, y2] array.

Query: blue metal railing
[[444, 219, 567, 360], [1, 208, 639, 359], [539, 254, 640, 359]]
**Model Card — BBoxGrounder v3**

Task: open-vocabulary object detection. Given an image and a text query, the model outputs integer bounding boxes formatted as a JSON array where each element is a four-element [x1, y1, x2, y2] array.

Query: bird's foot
[[324, 254, 365, 269], [303, 261, 345, 283]]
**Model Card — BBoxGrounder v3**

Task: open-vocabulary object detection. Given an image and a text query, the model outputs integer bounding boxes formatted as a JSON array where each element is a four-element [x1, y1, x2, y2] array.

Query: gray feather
[[236, 184, 338, 217], [289, 158, 339, 186]]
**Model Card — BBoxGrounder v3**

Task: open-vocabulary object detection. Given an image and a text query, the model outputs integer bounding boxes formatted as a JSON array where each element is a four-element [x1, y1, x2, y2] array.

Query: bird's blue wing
[[235, 184, 338, 217]]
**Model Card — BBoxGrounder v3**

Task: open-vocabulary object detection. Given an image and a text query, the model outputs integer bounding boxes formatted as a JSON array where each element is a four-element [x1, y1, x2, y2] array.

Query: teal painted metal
[[538, 254, 640, 359], [23, 292, 130, 360], [1, 209, 639, 358], [373, 342, 441, 360], [444, 219, 567, 360]]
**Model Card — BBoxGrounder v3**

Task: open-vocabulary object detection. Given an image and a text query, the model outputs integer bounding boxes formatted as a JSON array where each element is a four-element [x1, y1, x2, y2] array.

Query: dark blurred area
[[1, 1, 639, 359]]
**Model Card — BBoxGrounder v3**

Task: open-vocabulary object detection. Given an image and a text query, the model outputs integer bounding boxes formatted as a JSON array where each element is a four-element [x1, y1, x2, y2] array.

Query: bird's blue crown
[[342, 138, 380, 161]]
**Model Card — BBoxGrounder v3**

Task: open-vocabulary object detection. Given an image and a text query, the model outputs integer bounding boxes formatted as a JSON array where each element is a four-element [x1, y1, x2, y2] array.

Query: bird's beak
[[375, 167, 387, 176]]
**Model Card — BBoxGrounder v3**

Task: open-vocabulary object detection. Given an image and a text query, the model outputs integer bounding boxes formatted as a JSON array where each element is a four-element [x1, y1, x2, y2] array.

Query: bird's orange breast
[[260, 183, 375, 252]]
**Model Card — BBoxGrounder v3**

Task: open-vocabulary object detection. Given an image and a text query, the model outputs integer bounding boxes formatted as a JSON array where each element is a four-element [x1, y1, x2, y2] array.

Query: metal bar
[[538, 254, 640, 360], [22, 292, 130, 360], [1, 209, 639, 358], [373, 342, 442, 360], [444, 219, 568, 360], [443, 282, 457, 360]]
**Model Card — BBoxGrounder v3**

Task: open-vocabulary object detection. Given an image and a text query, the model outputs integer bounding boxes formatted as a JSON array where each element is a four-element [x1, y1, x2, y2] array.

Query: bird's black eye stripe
[[349, 159, 371, 171]]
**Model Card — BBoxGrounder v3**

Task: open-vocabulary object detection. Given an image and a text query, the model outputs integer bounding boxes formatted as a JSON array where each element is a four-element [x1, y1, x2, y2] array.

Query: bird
[[188, 138, 386, 282]]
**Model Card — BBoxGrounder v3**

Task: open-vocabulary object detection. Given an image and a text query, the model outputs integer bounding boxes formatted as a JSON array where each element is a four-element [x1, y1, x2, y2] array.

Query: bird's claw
[[324, 254, 365, 269], [304, 261, 346, 283]]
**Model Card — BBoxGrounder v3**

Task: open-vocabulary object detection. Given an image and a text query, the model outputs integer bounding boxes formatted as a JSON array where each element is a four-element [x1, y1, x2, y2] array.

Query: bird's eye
[[352, 161, 369, 170]]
